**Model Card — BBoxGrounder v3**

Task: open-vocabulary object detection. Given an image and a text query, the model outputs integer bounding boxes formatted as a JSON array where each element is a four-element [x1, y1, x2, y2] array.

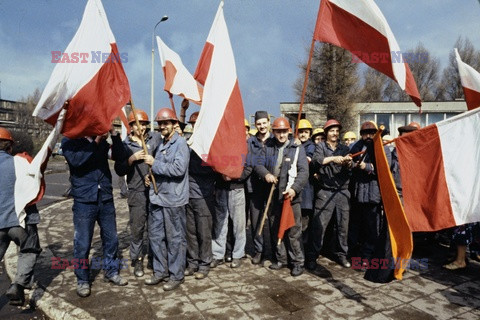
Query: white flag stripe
[[455, 48, 480, 92]]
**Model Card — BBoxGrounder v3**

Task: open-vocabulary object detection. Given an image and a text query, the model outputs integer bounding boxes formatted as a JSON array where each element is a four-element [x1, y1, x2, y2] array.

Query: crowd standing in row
[[0, 107, 468, 304]]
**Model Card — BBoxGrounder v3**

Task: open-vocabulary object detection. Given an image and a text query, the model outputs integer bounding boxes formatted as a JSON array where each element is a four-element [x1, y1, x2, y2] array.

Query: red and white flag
[[156, 36, 202, 105], [396, 107, 480, 232], [455, 48, 480, 111], [190, 1, 247, 178], [314, 0, 421, 107], [33, 0, 130, 139]]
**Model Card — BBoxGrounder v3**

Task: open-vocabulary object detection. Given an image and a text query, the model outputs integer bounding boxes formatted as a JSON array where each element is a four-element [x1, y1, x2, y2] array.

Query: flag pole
[[130, 99, 159, 195], [258, 183, 276, 236], [168, 93, 177, 117], [295, 38, 316, 138]]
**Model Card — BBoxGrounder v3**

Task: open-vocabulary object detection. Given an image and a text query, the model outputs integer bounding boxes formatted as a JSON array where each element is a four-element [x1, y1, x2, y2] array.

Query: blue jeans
[[149, 205, 187, 281], [72, 199, 119, 284], [212, 188, 246, 260]]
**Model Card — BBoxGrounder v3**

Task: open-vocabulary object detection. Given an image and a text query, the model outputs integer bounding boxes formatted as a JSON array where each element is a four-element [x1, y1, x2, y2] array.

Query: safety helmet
[[0, 127, 14, 142], [343, 131, 357, 140], [244, 119, 250, 129], [188, 111, 199, 124], [360, 121, 378, 134], [183, 124, 193, 134], [271, 117, 291, 130], [128, 109, 150, 125], [298, 119, 313, 130], [398, 121, 421, 133], [155, 108, 178, 122], [248, 128, 258, 136], [382, 134, 393, 141], [323, 119, 342, 133], [311, 128, 325, 138]]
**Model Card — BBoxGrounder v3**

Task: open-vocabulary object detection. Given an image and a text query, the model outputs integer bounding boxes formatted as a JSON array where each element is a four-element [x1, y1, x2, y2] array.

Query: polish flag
[[33, 0, 130, 139], [190, 1, 247, 178], [13, 110, 66, 227], [455, 48, 480, 111], [156, 36, 202, 105], [314, 0, 421, 107], [277, 197, 296, 244], [395, 107, 480, 232]]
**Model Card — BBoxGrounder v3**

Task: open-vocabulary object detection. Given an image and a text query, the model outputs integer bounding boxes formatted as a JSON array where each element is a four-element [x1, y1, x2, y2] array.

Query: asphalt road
[[0, 157, 70, 319]]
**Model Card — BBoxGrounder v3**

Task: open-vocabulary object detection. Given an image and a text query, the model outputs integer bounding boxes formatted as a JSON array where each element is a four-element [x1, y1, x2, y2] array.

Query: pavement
[[4, 162, 480, 319]]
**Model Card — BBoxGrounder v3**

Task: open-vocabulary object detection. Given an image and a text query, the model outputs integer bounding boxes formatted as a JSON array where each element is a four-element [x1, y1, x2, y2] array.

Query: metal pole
[[150, 15, 168, 131]]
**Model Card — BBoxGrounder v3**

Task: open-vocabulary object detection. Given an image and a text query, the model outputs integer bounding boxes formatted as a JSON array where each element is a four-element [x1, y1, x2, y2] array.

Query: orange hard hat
[[271, 117, 291, 130], [128, 109, 150, 125], [188, 111, 199, 124], [360, 121, 378, 134], [323, 119, 342, 132], [0, 127, 13, 142], [155, 108, 178, 122], [398, 121, 421, 134]]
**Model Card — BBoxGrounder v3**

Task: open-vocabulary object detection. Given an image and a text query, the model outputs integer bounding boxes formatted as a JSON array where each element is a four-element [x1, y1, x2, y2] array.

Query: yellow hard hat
[[244, 119, 250, 129], [343, 131, 357, 140], [248, 128, 258, 136], [298, 119, 313, 130], [311, 128, 324, 137]]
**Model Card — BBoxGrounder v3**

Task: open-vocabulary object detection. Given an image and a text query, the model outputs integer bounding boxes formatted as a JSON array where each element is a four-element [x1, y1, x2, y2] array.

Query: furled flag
[[455, 48, 480, 110], [33, 0, 131, 139], [13, 109, 66, 227], [314, 0, 421, 107], [372, 129, 412, 280], [190, 1, 247, 178], [395, 107, 480, 232], [157, 36, 203, 105], [277, 197, 296, 245]]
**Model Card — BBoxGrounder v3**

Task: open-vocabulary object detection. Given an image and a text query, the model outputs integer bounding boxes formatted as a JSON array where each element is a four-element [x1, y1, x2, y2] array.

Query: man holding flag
[[254, 117, 308, 277]]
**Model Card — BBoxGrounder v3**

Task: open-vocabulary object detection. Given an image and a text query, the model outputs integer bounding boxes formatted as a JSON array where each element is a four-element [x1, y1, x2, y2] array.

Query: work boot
[[104, 274, 128, 286], [76, 283, 91, 298], [251, 252, 262, 265], [291, 265, 305, 277], [231, 258, 242, 268], [163, 278, 184, 291], [194, 270, 209, 280], [133, 258, 145, 277], [184, 266, 198, 276], [210, 259, 224, 268], [338, 256, 351, 268], [6, 283, 25, 305], [145, 274, 169, 285], [269, 262, 287, 270]]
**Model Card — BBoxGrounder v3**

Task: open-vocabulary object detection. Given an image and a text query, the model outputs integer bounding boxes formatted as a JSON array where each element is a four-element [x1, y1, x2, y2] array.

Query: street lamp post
[[150, 15, 169, 131]]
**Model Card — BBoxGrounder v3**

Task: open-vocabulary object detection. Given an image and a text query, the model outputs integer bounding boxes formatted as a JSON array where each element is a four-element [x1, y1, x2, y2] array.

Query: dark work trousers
[[186, 195, 214, 271], [249, 188, 270, 255], [149, 204, 187, 281], [306, 189, 350, 263], [269, 200, 304, 267], [128, 190, 150, 261], [349, 203, 383, 260], [301, 209, 314, 249], [0, 225, 41, 288], [72, 198, 119, 284]]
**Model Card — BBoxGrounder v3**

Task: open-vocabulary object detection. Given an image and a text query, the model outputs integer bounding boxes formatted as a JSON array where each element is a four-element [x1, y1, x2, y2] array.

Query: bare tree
[[359, 68, 388, 102], [440, 37, 480, 100], [295, 43, 360, 131]]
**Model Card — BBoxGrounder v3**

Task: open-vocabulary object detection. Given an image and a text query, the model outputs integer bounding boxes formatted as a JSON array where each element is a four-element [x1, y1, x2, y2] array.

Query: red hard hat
[[188, 111, 199, 124], [155, 108, 178, 122], [128, 110, 150, 125], [272, 117, 291, 130], [323, 119, 342, 132], [0, 127, 13, 142]]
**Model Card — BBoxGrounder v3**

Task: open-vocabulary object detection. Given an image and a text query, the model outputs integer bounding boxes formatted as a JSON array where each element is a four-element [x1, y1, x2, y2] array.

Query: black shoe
[[269, 262, 287, 270], [251, 252, 262, 265], [133, 258, 145, 277], [194, 270, 209, 280], [305, 261, 317, 271], [145, 274, 169, 285], [210, 259, 224, 268], [76, 283, 90, 298], [104, 274, 128, 286], [231, 258, 242, 268], [338, 256, 351, 268], [225, 256, 233, 263], [291, 265, 304, 277], [163, 278, 184, 291], [6, 283, 25, 305], [184, 267, 198, 276]]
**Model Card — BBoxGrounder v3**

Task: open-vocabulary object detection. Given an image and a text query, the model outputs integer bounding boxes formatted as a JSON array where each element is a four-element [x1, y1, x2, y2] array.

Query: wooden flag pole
[[168, 93, 177, 117], [295, 38, 316, 138], [258, 183, 276, 236], [129, 99, 159, 194]]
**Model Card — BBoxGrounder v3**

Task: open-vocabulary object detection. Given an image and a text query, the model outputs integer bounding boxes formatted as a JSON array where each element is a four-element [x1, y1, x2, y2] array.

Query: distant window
[[392, 113, 407, 136], [410, 113, 427, 128], [376, 114, 390, 134], [427, 113, 444, 125]]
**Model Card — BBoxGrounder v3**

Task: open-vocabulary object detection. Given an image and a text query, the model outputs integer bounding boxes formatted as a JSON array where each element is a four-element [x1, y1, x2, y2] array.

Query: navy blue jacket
[[0, 151, 18, 228], [311, 141, 351, 191], [62, 137, 114, 203], [189, 150, 215, 199], [301, 139, 316, 210], [254, 138, 309, 204], [245, 134, 268, 193], [350, 139, 391, 204]]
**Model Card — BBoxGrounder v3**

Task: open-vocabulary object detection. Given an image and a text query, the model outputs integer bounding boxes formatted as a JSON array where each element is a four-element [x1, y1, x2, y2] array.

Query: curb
[[4, 200, 95, 320]]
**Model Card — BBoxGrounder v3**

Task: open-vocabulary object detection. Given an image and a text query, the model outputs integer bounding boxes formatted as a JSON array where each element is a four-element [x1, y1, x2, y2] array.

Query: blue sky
[[1, 0, 480, 121]]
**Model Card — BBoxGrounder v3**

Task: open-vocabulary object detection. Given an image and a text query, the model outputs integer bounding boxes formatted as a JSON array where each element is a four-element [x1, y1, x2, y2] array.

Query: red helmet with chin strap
[[0, 127, 14, 142], [272, 117, 291, 130], [128, 110, 150, 125], [155, 108, 178, 122], [188, 112, 199, 124], [323, 119, 342, 132]]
